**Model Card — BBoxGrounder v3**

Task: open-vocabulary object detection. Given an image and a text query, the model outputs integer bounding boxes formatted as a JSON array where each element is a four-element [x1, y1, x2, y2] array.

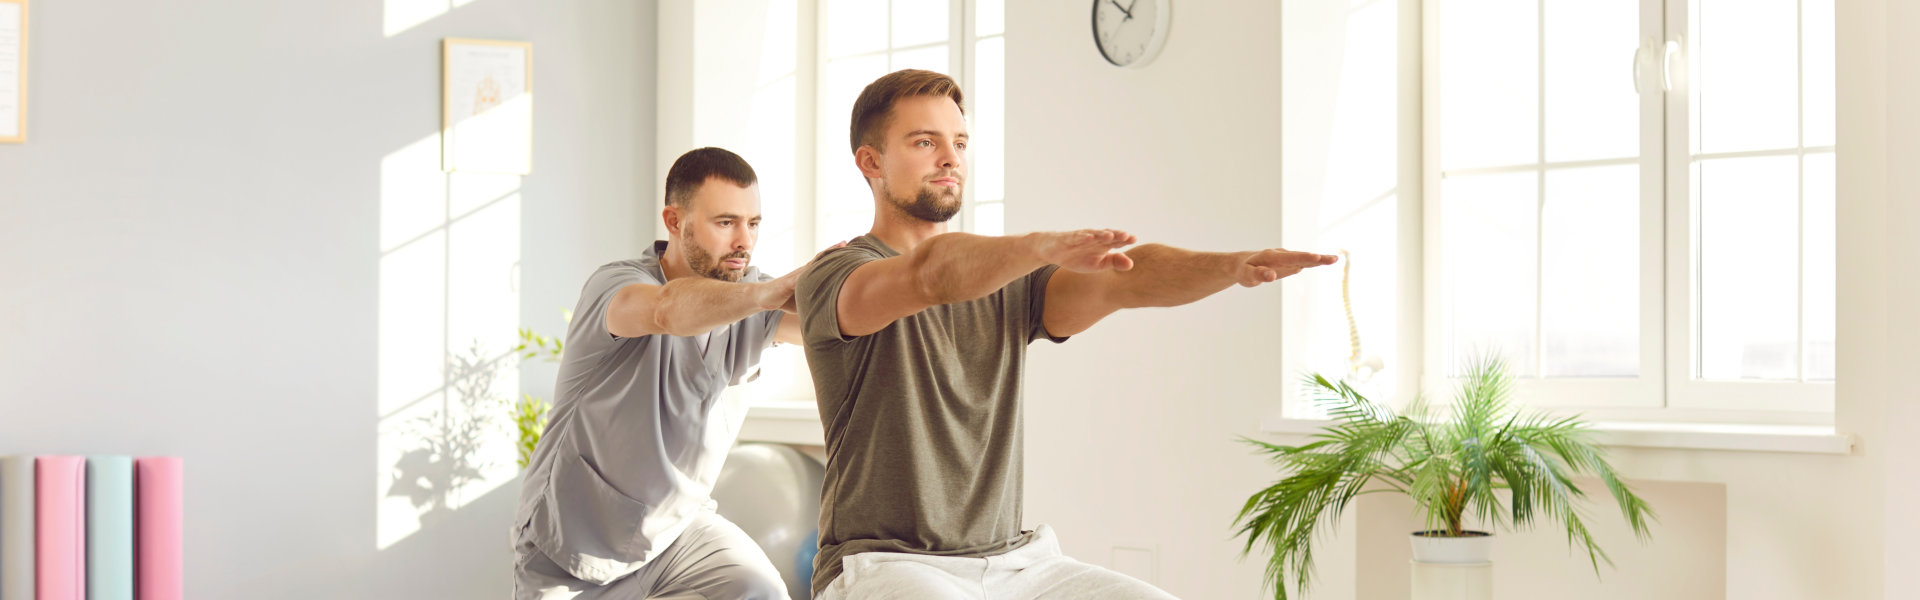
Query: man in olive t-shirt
[[797, 70, 1339, 599]]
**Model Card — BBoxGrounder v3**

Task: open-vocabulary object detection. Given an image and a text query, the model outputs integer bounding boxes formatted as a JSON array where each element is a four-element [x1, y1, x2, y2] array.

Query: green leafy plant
[[509, 319, 567, 469], [508, 393, 552, 469], [1233, 356, 1656, 600]]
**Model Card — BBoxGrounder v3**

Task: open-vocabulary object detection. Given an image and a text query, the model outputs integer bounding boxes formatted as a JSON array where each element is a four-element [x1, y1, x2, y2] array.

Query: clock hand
[[1108, 0, 1134, 21]]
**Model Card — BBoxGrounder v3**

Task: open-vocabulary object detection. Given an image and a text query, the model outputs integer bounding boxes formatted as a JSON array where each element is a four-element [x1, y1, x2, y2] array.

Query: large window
[[1280, 0, 1834, 424], [1428, 0, 1834, 420]]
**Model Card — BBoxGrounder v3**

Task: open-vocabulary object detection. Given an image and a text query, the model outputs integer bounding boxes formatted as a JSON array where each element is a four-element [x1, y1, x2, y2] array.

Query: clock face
[[1092, 0, 1166, 67]]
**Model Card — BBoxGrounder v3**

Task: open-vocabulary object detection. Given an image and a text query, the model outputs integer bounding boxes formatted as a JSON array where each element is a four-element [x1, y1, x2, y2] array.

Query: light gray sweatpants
[[816, 525, 1179, 600], [515, 509, 789, 600]]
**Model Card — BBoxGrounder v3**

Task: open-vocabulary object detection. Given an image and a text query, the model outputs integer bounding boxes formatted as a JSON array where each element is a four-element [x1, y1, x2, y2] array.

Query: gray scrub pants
[[515, 509, 789, 600]]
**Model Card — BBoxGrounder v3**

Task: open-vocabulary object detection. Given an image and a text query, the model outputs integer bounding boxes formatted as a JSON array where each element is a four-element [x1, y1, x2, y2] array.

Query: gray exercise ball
[[711, 443, 825, 600]]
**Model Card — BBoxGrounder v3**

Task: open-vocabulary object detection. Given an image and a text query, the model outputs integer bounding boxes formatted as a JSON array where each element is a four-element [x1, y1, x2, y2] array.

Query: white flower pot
[[1409, 530, 1492, 564], [1409, 531, 1492, 600]]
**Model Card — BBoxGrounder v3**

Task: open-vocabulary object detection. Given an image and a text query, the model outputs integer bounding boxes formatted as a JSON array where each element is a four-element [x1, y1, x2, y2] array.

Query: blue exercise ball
[[712, 443, 825, 600]]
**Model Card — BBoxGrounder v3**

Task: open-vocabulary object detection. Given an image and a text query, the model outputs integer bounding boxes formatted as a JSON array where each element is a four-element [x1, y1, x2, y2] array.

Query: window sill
[[739, 400, 825, 446], [1258, 417, 1856, 455], [744, 402, 1857, 455]]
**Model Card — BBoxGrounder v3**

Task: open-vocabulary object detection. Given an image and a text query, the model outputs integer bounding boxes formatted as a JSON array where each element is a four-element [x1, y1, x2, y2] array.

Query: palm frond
[[1238, 353, 1658, 598]]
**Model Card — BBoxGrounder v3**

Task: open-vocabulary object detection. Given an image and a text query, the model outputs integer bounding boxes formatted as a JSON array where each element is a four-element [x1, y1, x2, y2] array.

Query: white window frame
[[1662, 0, 1835, 418], [1414, 0, 1834, 425]]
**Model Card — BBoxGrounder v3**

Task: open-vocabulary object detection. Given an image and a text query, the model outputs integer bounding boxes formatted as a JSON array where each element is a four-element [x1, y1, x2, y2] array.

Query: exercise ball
[[711, 443, 824, 600]]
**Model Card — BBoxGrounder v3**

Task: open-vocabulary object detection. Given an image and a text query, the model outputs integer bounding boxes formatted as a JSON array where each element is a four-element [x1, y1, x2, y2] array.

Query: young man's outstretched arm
[[1041, 244, 1340, 337], [827, 229, 1138, 337]]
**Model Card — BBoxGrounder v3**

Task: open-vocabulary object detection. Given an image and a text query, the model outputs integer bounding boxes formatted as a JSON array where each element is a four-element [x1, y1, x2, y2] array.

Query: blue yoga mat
[[88, 456, 134, 600]]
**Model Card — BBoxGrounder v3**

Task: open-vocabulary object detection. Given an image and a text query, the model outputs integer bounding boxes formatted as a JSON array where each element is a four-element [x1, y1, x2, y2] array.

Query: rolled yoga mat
[[135, 457, 183, 600], [35, 456, 84, 600], [86, 457, 133, 600], [1, 456, 33, 600]]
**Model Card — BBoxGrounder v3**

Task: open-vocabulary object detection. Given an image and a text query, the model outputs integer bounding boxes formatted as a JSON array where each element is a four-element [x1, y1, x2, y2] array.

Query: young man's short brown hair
[[848, 69, 966, 154]]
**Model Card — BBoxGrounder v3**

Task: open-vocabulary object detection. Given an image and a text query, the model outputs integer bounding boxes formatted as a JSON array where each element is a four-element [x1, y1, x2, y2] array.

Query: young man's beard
[[680, 228, 749, 282], [891, 184, 962, 223]]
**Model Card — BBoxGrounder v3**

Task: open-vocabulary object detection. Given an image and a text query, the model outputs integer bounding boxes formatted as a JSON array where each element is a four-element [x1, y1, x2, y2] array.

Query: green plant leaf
[[1236, 352, 1657, 597]]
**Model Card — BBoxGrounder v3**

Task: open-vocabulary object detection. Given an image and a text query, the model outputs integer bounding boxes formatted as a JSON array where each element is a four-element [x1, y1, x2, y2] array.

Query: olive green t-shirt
[[798, 234, 1065, 596]]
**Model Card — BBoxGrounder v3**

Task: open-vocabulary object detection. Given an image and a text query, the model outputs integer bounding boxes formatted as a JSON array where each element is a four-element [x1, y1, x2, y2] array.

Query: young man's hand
[[1030, 229, 1138, 273], [1235, 249, 1340, 287]]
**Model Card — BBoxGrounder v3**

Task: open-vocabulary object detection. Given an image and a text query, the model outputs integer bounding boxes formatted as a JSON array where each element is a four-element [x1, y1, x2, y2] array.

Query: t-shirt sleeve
[[797, 245, 882, 348], [1026, 264, 1069, 344], [585, 263, 660, 342]]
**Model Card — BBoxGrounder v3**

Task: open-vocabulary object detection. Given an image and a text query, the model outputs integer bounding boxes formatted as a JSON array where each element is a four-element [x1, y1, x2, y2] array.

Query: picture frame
[[441, 38, 531, 174], [0, 0, 26, 144]]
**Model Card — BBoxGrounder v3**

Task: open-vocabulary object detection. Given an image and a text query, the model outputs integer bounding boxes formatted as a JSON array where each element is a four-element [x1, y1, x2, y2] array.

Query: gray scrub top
[[513, 241, 784, 585]]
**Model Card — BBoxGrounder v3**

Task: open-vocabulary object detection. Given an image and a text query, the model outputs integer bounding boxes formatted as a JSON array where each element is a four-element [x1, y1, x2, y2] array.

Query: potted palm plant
[[1233, 356, 1655, 599]]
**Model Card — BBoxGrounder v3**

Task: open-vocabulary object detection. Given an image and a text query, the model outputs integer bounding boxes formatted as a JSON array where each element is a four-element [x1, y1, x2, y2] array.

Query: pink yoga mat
[[134, 457, 182, 600], [33, 456, 83, 600]]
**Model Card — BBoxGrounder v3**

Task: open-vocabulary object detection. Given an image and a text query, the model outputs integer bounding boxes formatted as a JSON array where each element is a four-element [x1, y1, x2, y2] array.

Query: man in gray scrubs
[[797, 70, 1341, 599], [513, 147, 809, 599]]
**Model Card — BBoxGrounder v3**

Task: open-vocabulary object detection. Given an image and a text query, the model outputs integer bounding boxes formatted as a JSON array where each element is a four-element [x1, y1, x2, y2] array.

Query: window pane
[[822, 55, 888, 148], [891, 0, 950, 48], [1541, 165, 1639, 377], [1438, 0, 1538, 171], [890, 45, 951, 75], [1302, 200, 1405, 402], [1543, 0, 1639, 163], [819, 54, 889, 244], [977, 0, 1004, 36], [825, 0, 889, 58], [1804, 0, 1836, 147], [1443, 172, 1539, 377], [820, 210, 874, 249], [1322, 0, 1400, 201], [1804, 153, 1835, 381], [972, 202, 1003, 237], [746, 74, 797, 270], [758, 0, 798, 85], [1694, 0, 1798, 154], [973, 36, 1005, 203], [1698, 155, 1798, 381]]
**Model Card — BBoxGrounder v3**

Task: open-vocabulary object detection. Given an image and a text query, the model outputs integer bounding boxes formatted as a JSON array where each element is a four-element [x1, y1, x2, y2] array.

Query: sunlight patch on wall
[[376, 131, 524, 550], [385, 0, 481, 38]]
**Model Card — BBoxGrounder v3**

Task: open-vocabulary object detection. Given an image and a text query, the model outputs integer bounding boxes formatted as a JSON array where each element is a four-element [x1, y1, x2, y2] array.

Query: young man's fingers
[[1255, 250, 1339, 268]]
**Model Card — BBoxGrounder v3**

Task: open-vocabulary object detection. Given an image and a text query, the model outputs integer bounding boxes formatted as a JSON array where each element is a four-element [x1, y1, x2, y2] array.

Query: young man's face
[[669, 177, 761, 282], [872, 94, 969, 223]]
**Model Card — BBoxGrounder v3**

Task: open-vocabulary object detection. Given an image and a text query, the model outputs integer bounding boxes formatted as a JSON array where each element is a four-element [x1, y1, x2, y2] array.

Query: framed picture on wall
[[0, 0, 26, 144], [442, 38, 531, 174]]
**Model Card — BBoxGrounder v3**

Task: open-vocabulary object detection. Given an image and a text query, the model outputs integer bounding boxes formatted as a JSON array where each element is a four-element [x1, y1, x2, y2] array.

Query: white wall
[[1872, 0, 1920, 592], [1356, 481, 1726, 600], [1010, 1, 1916, 599], [1009, 2, 1323, 598], [0, 0, 655, 597]]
